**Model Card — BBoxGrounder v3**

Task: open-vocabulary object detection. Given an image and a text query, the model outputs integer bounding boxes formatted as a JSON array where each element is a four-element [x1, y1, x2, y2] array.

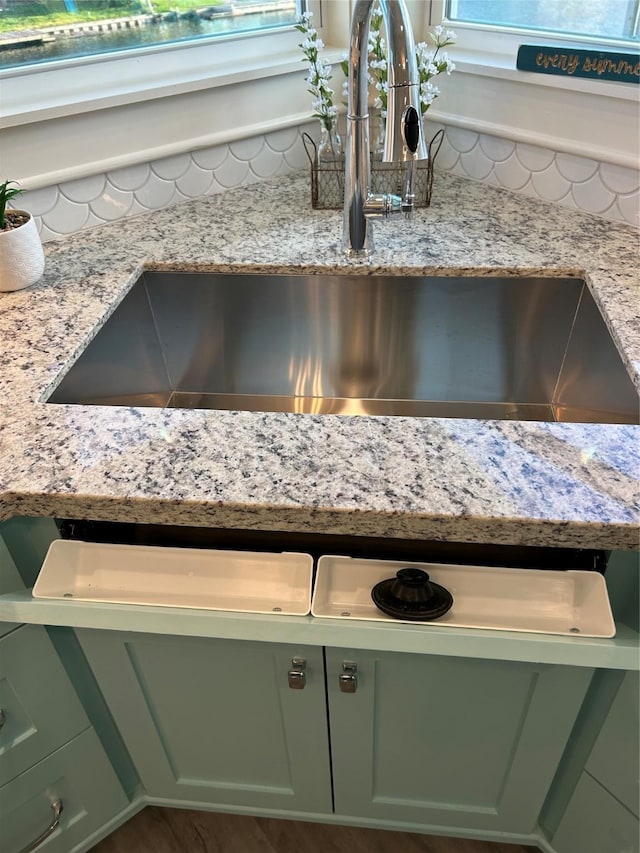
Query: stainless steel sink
[[47, 270, 639, 424]]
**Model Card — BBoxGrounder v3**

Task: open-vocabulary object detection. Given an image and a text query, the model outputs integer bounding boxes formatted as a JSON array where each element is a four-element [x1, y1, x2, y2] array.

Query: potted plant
[[0, 180, 45, 292]]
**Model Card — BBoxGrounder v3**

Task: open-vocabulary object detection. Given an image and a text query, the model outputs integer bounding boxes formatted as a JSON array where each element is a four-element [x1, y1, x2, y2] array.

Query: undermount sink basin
[[47, 270, 639, 424]]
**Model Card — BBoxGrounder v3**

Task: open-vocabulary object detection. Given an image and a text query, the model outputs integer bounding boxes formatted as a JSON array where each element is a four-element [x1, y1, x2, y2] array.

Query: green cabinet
[[0, 527, 130, 853], [552, 773, 639, 853], [326, 647, 592, 833], [0, 729, 129, 853], [2, 520, 636, 848], [552, 670, 639, 853], [76, 630, 333, 814], [77, 629, 592, 834], [586, 671, 639, 818], [0, 625, 89, 787], [0, 536, 24, 639]]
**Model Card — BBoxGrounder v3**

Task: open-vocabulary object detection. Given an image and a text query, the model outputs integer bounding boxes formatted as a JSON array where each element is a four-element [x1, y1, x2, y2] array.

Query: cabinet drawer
[[587, 671, 639, 817], [0, 625, 89, 785], [0, 727, 129, 853], [552, 772, 639, 853]]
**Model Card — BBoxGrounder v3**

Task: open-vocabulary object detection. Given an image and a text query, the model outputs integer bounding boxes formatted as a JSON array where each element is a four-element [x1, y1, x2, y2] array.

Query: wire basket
[[302, 129, 444, 211]]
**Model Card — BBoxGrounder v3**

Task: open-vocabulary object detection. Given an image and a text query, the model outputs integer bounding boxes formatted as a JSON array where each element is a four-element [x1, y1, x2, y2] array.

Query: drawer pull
[[20, 799, 63, 853], [0, 708, 5, 729]]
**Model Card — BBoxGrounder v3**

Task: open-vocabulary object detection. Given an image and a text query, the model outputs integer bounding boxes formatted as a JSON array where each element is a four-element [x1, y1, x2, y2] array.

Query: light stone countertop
[[1, 172, 638, 550]]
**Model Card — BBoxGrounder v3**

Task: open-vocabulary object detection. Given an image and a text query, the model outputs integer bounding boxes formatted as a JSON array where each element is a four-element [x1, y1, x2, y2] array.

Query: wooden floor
[[92, 807, 539, 853]]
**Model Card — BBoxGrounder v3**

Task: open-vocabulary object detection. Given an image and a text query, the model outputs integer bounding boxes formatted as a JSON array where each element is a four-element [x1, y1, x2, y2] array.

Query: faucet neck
[[343, 0, 427, 257]]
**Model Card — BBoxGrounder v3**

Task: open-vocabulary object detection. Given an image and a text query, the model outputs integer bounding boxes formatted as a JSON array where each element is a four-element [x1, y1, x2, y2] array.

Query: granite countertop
[[1, 172, 638, 550]]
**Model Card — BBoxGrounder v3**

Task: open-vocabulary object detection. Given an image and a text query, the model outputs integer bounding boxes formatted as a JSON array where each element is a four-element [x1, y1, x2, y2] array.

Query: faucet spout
[[343, 0, 428, 257]]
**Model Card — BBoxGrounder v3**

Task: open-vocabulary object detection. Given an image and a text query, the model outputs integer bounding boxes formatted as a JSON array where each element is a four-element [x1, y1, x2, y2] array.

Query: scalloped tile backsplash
[[26, 121, 639, 241], [429, 122, 639, 225]]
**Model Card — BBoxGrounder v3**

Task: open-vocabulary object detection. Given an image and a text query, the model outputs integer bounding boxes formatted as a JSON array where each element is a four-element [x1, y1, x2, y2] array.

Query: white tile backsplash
[[532, 163, 572, 201], [109, 163, 151, 192], [572, 172, 617, 214], [151, 153, 192, 181], [493, 153, 532, 190], [428, 121, 639, 229], [555, 153, 600, 183], [617, 190, 640, 223], [478, 135, 515, 163], [600, 162, 640, 194], [42, 192, 90, 234], [460, 145, 494, 180], [29, 120, 639, 240]]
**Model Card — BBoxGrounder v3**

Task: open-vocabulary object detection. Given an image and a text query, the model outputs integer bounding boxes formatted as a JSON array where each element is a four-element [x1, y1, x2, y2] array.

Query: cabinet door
[[76, 630, 332, 814], [326, 647, 592, 834]]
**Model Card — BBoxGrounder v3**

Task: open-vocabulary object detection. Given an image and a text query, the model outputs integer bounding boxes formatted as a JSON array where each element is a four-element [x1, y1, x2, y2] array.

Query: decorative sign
[[517, 45, 639, 84]]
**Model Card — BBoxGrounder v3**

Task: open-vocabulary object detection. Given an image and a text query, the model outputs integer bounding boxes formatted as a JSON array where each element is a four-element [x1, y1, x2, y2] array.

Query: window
[[0, 0, 344, 197], [0, 0, 301, 70], [446, 0, 639, 44], [427, 0, 639, 170]]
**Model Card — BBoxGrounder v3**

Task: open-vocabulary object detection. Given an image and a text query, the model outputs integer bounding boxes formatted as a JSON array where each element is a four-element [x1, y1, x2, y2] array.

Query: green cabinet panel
[[0, 535, 24, 639], [0, 625, 89, 786], [326, 648, 593, 833], [76, 630, 594, 836], [0, 727, 129, 853], [0, 518, 60, 589], [76, 630, 333, 814], [586, 670, 639, 817], [552, 772, 639, 853]]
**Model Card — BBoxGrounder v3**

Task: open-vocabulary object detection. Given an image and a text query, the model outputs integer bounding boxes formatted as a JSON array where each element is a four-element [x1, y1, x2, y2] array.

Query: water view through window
[[447, 0, 640, 42], [0, 0, 298, 68]]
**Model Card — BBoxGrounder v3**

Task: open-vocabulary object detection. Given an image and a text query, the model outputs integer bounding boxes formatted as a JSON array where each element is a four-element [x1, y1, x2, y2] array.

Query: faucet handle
[[363, 193, 404, 219], [362, 160, 417, 220]]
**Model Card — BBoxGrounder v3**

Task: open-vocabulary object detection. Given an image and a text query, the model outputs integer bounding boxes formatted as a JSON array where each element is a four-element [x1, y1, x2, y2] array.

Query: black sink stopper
[[371, 567, 453, 621]]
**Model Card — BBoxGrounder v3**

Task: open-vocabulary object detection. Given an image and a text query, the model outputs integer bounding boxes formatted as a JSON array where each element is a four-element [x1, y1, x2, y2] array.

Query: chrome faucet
[[343, 0, 428, 257]]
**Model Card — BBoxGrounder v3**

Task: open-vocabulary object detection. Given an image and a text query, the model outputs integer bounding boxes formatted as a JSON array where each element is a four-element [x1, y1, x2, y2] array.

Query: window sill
[[429, 46, 639, 168], [0, 26, 346, 188], [1, 28, 345, 130], [450, 50, 639, 101]]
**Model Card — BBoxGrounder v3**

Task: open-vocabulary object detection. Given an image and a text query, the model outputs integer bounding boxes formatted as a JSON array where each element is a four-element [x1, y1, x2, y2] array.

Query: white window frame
[[427, 0, 640, 168], [0, 0, 351, 188], [1, 3, 322, 126]]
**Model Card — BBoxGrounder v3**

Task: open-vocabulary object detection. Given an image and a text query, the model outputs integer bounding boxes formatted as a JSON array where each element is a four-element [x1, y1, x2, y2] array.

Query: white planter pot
[[0, 211, 45, 292]]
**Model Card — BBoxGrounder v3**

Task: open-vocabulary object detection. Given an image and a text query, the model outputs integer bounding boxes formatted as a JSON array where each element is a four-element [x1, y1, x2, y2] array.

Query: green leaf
[[0, 180, 24, 230]]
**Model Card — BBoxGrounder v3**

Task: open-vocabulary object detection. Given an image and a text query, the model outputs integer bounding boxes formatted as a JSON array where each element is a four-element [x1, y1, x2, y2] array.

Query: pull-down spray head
[[383, 1, 428, 163]]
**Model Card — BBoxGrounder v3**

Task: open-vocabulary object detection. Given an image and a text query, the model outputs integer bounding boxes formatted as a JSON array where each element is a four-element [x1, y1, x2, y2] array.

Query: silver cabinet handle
[[20, 799, 63, 853], [339, 661, 358, 693], [288, 657, 306, 689], [0, 708, 5, 729]]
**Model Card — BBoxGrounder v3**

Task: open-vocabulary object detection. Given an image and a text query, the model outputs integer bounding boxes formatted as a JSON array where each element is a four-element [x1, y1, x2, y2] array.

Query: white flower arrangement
[[340, 8, 456, 120], [296, 11, 338, 133]]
